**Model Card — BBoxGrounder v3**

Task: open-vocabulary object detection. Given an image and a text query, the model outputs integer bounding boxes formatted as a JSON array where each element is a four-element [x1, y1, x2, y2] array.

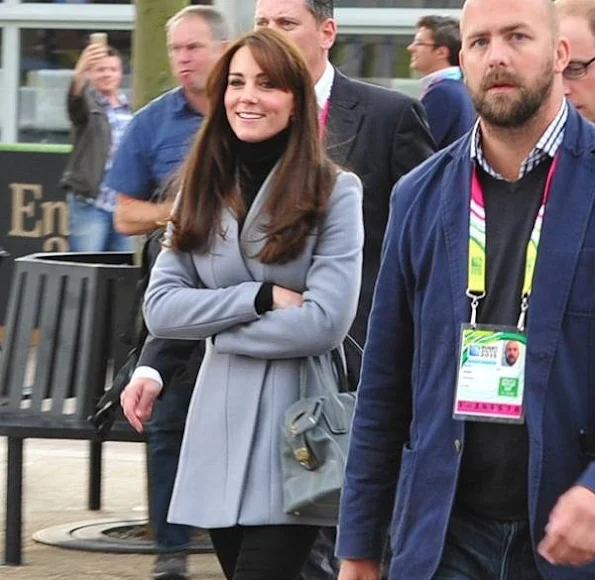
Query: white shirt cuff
[[131, 365, 164, 388]]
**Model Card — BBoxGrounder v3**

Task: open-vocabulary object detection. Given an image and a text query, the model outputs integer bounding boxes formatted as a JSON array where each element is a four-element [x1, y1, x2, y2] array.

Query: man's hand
[[338, 559, 381, 580], [272, 285, 303, 310], [538, 485, 595, 566], [72, 43, 108, 95], [74, 43, 107, 76], [120, 377, 163, 433]]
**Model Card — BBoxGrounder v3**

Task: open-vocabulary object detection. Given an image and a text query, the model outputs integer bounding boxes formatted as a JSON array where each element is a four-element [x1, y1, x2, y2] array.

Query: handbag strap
[[299, 348, 349, 400]]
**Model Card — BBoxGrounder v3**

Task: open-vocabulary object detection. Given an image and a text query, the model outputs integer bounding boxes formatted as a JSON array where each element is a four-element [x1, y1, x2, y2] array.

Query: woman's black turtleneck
[[235, 127, 290, 315], [235, 126, 290, 224]]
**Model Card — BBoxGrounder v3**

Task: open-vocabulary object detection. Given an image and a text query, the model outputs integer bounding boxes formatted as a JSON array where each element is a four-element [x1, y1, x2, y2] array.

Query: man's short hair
[[555, 0, 595, 37], [416, 15, 462, 67], [106, 46, 122, 60], [305, 0, 334, 23], [166, 5, 230, 42]]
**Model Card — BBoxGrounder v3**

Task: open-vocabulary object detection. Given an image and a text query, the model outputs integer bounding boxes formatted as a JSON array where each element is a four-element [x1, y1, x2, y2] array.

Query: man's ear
[[459, 48, 466, 76], [319, 18, 337, 51], [553, 36, 570, 75], [435, 45, 451, 65]]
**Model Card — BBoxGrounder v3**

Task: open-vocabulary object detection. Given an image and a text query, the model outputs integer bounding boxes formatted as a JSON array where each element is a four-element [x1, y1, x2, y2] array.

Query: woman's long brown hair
[[169, 27, 337, 264]]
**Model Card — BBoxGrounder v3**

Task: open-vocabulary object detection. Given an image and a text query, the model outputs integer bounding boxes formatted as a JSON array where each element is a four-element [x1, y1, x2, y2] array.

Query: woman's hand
[[272, 285, 304, 310], [120, 377, 163, 433]]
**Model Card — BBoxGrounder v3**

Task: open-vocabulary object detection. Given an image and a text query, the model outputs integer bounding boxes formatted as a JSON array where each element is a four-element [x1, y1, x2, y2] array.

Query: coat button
[[454, 439, 462, 453]]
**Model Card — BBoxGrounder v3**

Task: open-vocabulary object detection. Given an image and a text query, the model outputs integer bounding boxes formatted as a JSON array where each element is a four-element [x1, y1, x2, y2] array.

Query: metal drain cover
[[33, 518, 213, 554]]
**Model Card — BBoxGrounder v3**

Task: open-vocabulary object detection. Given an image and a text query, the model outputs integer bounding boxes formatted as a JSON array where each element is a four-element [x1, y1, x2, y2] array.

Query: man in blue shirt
[[408, 15, 476, 149], [106, 6, 229, 580], [108, 7, 229, 234]]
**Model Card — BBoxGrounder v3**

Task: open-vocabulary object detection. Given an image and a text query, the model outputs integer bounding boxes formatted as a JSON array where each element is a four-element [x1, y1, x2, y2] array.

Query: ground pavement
[[0, 438, 225, 580]]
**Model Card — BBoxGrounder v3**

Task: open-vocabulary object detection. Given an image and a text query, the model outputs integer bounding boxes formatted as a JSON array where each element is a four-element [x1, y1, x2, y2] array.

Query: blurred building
[[0, 0, 460, 144]]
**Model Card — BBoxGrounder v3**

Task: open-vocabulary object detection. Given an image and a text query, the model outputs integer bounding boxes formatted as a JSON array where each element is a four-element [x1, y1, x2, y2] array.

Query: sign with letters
[[0, 147, 70, 323]]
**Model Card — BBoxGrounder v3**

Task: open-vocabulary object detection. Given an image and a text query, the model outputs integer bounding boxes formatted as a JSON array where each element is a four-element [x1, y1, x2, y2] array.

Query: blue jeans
[[146, 382, 194, 552], [432, 509, 542, 580], [68, 194, 133, 252]]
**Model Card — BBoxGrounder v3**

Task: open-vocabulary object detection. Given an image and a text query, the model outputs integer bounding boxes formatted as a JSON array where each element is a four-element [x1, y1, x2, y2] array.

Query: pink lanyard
[[467, 154, 559, 330]]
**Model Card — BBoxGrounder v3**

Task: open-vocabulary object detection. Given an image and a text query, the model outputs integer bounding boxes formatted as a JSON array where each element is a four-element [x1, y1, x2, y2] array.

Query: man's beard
[[470, 61, 554, 128]]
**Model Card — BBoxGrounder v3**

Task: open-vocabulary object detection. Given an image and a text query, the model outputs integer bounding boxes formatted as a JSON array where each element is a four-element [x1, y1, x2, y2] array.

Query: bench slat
[[48, 274, 88, 416], [30, 272, 66, 412], [9, 271, 43, 408]]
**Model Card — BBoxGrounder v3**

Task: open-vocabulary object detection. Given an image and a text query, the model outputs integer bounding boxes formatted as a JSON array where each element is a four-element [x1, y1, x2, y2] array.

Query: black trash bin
[[0, 252, 142, 565]]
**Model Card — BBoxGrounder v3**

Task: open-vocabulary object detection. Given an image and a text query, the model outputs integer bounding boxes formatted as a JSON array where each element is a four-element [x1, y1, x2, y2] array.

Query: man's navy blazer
[[338, 106, 595, 580]]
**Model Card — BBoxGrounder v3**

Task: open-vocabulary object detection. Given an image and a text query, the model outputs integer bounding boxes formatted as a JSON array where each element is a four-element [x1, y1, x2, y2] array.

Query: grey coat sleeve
[[214, 171, 364, 359], [142, 240, 263, 340]]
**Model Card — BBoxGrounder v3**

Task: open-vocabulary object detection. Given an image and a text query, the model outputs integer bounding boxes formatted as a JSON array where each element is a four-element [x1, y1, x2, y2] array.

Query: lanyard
[[319, 98, 330, 139], [467, 155, 559, 331]]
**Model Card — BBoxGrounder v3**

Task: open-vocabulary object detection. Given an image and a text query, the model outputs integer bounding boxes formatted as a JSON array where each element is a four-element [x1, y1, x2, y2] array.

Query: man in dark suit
[[254, 0, 435, 386], [123, 1, 434, 578]]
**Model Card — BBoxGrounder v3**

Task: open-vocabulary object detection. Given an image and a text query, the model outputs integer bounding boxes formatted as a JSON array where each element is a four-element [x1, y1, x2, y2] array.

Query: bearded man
[[337, 0, 595, 578]]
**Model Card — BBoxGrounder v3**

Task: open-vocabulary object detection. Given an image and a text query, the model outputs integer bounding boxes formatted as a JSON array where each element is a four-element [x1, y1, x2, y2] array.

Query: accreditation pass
[[454, 325, 527, 424]]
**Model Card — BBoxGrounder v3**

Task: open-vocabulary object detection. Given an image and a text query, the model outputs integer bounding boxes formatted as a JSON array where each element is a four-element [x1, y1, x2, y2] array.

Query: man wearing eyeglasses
[[556, 0, 595, 122], [407, 16, 475, 148]]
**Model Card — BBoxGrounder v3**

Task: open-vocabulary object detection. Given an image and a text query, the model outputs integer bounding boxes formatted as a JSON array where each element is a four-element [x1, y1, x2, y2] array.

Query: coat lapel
[[525, 110, 595, 428], [238, 167, 279, 281], [528, 149, 595, 354], [440, 137, 475, 328], [325, 71, 364, 167], [202, 209, 254, 287]]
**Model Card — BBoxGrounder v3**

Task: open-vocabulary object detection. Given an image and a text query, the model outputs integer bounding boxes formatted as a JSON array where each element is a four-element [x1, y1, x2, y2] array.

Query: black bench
[[0, 252, 144, 565]]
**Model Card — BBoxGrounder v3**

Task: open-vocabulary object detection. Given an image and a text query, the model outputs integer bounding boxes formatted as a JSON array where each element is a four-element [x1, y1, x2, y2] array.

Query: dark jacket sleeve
[[66, 81, 91, 127], [391, 99, 436, 185], [137, 334, 199, 388]]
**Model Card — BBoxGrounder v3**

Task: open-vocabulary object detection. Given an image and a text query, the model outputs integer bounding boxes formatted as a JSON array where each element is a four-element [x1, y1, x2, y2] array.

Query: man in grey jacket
[[60, 40, 132, 252]]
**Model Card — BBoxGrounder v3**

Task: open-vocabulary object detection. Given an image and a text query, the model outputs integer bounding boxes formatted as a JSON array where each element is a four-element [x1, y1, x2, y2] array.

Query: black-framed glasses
[[563, 55, 595, 80]]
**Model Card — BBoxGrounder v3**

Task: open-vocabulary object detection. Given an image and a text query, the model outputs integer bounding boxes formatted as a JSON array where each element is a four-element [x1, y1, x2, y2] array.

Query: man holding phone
[[60, 32, 133, 252]]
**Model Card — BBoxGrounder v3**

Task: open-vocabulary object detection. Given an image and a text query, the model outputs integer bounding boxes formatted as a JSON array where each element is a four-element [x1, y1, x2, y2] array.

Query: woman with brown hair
[[133, 28, 363, 580]]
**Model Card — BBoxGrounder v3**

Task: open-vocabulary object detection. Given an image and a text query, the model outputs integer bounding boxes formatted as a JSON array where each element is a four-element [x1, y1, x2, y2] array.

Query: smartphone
[[89, 32, 108, 46]]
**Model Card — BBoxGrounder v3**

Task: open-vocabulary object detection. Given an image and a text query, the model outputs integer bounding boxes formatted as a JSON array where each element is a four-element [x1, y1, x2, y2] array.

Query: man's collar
[[171, 86, 204, 117], [420, 66, 462, 95], [172, 87, 190, 115], [94, 88, 129, 108], [314, 60, 335, 110], [470, 99, 569, 180]]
